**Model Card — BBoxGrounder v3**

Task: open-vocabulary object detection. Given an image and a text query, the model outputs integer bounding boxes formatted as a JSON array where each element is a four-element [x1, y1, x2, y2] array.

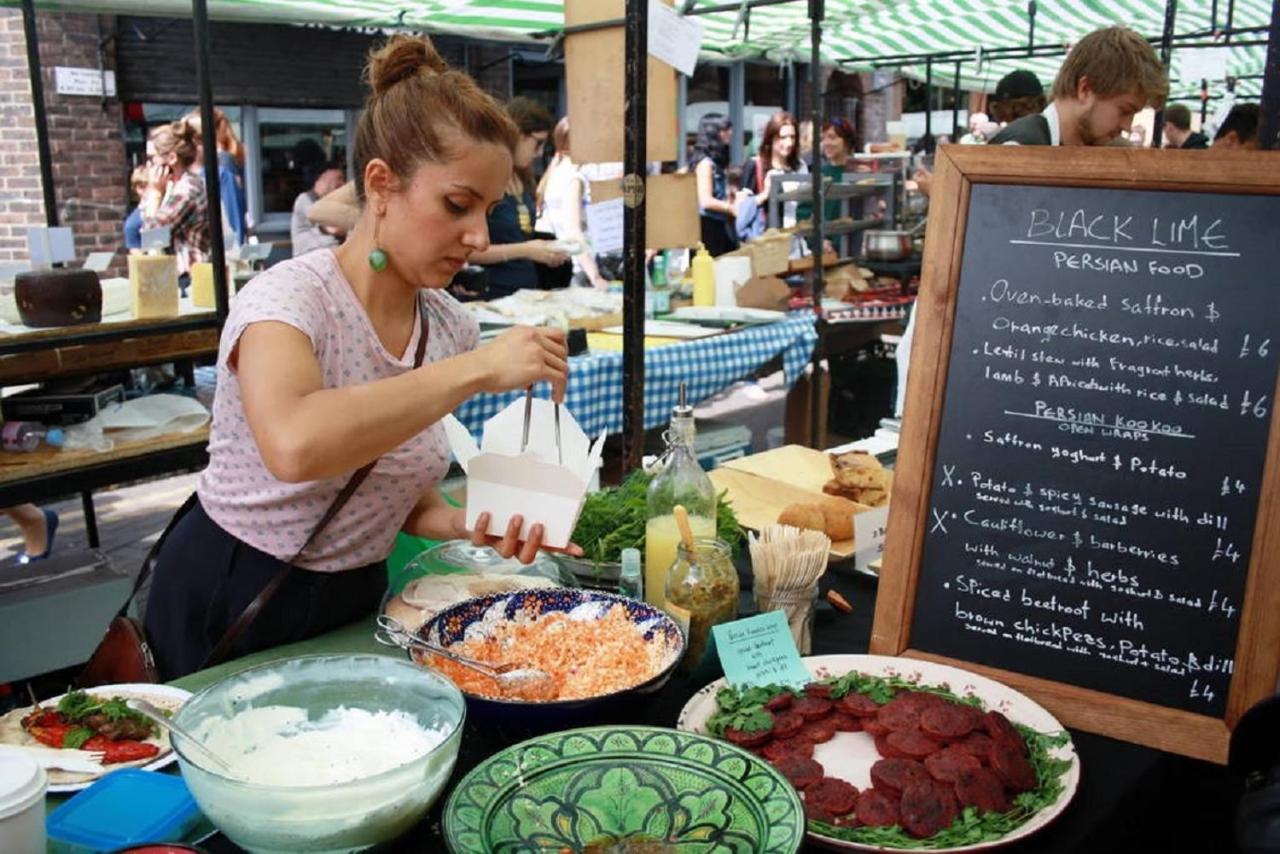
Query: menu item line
[[1001, 410, 1196, 440]]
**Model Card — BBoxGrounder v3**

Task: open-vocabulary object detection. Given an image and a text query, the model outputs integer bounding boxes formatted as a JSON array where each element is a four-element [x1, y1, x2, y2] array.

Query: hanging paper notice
[[1179, 47, 1230, 82], [586, 197, 625, 254], [712, 610, 811, 688], [648, 0, 704, 77], [852, 506, 890, 576]]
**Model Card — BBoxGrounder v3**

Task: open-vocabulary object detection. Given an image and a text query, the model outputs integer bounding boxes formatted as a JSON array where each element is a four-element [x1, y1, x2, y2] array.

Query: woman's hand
[[457, 511, 584, 565], [470, 325, 569, 402], [913, 167, 933, 199], [525, 240, 571, 267]]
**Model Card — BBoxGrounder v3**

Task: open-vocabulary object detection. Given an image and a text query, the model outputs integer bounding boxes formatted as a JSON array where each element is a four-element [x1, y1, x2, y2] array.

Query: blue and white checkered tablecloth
[[455, 314, 818, 438]]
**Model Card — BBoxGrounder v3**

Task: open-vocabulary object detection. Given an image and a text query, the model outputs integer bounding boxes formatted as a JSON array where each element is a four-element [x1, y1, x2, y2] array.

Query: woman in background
[[537, 117, 608, 289], [141, 121, 211, 286], [185, 107, 249, 247], [469, 97, 569, 299], [691, 114, 740, 256], [740, 111, 807, 236]]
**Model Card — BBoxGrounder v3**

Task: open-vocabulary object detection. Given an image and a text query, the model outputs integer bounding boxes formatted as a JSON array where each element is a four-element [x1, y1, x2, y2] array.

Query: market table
[[165, 566, 1238, 854]]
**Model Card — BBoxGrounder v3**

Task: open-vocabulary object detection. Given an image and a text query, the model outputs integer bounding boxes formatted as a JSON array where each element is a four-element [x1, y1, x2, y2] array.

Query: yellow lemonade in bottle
[[645, 513, 714, 612]]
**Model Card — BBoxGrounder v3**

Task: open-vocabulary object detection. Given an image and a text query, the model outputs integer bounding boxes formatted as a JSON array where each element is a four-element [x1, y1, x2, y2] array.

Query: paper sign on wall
[[712, 610, 811, 688], [648, 0, 704, 77], [853, 506, 890, 576], [586, 197, 625, 254], [54, 67, 116, 98]]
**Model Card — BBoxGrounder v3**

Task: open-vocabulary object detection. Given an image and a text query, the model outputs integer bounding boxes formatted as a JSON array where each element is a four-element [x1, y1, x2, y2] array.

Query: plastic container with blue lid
[[47, 769, 201, 852]]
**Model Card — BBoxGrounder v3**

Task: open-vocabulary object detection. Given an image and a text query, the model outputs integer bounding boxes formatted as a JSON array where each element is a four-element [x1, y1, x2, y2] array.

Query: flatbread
[[0, 688, 181, 786]]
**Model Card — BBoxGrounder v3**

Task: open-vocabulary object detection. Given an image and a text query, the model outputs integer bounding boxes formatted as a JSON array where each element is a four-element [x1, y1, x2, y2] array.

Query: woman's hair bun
[[368, 34, 450, 96]]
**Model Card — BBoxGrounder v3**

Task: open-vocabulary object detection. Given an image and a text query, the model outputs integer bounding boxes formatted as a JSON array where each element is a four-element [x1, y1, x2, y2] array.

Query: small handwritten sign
[[712, 610, 811, 688], [586, 197, 624, 254], [853, 506, 890, 575], [54, 66, 116, 98], [647, 0, 704, 77]]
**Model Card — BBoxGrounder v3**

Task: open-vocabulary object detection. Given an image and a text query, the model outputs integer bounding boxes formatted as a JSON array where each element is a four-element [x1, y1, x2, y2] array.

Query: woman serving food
[[144, 34, 577, 680]]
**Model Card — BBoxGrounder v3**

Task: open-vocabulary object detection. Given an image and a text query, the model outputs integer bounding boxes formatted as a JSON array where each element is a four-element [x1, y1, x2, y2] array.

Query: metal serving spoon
[[374, 615, 557, 700], [125, 697, 236, 775]]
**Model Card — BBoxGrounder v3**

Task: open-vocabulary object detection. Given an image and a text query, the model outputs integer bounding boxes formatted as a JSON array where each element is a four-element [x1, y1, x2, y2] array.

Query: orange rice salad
[[420, 603, 675, 701]]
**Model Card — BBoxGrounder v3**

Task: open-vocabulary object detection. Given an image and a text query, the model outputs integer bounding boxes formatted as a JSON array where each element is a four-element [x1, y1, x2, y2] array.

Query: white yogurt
[[192, 706, 448, 787]]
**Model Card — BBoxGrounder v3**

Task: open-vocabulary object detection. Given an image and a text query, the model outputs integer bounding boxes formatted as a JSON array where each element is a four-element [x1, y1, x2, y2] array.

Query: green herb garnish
[[571, 470, 745, 566], [56, 690, 151, 729], [62, 727, 95, 750], [705, 673, 1074, 848]]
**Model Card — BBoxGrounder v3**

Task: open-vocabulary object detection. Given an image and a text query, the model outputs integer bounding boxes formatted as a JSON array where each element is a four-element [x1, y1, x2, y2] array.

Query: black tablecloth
[[203, 567, 1240, 853]]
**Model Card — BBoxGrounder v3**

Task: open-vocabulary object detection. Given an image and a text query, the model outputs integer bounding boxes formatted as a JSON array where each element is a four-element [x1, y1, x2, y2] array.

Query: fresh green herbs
[[571, 470, 745, 565], [56, 690, 151, 730], [62, 727, 95, 750], [705, 673, 1074, 849]]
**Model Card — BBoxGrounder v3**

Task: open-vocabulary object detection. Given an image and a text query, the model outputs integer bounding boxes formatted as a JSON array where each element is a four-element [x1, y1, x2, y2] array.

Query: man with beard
[[989, 26, 1167, 147]]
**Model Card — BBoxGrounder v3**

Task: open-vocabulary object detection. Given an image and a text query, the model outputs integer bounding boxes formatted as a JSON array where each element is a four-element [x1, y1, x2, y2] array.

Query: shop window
[[257, 108, 348, 217]]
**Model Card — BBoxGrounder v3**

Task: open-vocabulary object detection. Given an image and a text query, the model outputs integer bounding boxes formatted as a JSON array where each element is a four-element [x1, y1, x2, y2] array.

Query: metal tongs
[[519, 385, 562, 465]]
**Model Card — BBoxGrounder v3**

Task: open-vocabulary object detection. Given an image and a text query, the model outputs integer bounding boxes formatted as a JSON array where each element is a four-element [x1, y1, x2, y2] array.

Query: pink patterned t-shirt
[[197, 249, 478, 572]]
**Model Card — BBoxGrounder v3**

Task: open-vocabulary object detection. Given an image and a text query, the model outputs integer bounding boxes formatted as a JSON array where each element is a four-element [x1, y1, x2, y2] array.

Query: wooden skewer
[[673, 504, 696, 552]]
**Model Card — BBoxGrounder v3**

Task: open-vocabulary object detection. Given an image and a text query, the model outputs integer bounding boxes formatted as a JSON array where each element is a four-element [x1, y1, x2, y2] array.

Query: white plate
[[0, 683, 192, 792], [676, 654, 1080, 852]]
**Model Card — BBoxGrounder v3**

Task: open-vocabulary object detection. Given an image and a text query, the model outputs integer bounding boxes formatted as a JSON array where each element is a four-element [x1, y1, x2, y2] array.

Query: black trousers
[[143, 496, 385, 681]]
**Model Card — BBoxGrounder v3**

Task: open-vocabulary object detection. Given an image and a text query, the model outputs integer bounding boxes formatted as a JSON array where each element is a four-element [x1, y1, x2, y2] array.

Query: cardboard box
[[735, 275, 791, 311], [750, 230, 792, 276], [443, 399, 606, 549]]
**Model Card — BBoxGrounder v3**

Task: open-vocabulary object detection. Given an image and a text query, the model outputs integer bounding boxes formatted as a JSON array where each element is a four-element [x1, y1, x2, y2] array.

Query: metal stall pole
[[952, 61, 962, 140], [924, 57, 933, 152], [21, 0, 57, 227], [1028, 1, 1037, 47], [1152, 0, 1179, 148], [1201, 78, 1210, 124], [1260, 0, 1280, 150], [192, 0, 229, 321], [808, 0, 825, 449], [622, 0, 648, 473]]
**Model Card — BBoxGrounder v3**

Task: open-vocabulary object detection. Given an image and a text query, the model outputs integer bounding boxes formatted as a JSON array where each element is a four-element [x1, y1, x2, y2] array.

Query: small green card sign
[[712, 610, 811, 688]]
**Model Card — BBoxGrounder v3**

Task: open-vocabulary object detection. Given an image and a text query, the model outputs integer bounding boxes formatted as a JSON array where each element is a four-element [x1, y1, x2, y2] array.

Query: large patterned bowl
[[444, 726, 805, 853], [412, 588, 685, 727]]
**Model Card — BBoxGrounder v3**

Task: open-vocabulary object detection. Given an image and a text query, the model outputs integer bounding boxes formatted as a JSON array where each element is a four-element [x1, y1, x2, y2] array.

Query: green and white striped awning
[[8, 0, 1271, 98]]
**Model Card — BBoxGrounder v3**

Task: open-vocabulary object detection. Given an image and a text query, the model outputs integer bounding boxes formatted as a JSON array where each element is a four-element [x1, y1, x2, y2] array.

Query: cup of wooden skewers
[[749, 524, 832, 654]]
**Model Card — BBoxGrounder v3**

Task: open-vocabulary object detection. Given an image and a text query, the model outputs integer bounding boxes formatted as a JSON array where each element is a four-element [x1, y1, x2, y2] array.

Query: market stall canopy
[[6, 0, 1268, 100]]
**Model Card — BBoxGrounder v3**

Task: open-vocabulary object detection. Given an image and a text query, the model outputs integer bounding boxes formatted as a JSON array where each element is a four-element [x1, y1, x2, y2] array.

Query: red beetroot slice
[[794, 696, 835, 720], [805, 801, 837, 824], [877, 698, 924, 732], [764, 692, 794, 712], [862, 717, 893, 737], [773, 755, 824, 789], [924, 746, 983, 783], [901, 781, 960, 839], [801, 721, 836, 744], [895, 690, 949, 712], [761, 736, 814, 761], [855, 789, 901, 827], [725, 723, 772, 748], [869, 757, 932, 796], [806, 777, 859, 816], [804, 682, 835, 699], [920, 703, 980, 741], [874, 733, 905, 760], [772, 711, 805, 740], [886, 729, 944, 759], [958, 731, 995, 764], [990, 742, 1038, 793], [983, 710, 1027, 755], [838, 692, 881, 717], [828, 712, 863, 732], [956, 766, 1013, 813]]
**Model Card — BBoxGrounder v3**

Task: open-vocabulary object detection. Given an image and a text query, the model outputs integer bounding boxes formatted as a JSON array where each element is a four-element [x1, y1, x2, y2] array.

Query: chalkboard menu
[[911, 183, 1279, 717], [873, 147, 1280, 762]]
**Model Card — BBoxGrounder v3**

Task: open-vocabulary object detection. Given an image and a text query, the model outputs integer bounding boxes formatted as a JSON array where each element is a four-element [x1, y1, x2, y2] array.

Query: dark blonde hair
[[151, 120, 198, 169], [1051, 26, 1168, 107], [354, 34, 519, 202], [184, 107, 245, 167]]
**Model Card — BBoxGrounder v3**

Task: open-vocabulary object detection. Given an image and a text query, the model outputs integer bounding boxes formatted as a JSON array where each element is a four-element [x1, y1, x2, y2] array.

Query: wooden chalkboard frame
[[871, 146, 1280, 764]]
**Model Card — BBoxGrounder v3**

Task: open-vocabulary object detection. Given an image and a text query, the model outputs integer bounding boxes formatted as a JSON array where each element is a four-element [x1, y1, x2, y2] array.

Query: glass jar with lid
[[664, 538, 739, 675]]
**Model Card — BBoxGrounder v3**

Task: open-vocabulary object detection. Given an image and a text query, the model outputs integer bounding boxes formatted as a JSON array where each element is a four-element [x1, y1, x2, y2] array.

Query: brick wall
[[0, 9, 127, 268]]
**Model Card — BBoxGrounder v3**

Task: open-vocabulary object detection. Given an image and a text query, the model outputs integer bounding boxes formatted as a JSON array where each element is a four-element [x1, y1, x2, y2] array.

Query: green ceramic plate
[[444, 726, 805, 853]]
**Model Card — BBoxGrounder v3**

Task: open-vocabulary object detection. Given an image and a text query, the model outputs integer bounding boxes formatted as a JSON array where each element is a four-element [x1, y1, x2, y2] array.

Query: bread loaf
[[778, 495, 864, 541]]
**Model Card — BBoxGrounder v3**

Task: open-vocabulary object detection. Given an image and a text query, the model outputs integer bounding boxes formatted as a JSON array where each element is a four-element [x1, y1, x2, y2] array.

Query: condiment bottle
[[645, 383, 716, 611], [691, 243, 715, 307], [665, 535, 738, 676], [619, 547, 642, 600]]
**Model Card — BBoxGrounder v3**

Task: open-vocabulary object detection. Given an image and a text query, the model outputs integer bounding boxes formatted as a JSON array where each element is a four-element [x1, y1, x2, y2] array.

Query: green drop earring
[[368, 212, 388, 272]]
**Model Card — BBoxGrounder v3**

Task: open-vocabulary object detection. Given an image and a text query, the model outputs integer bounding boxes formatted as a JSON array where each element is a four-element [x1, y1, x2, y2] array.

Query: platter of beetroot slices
[[676, 654, 1079, 852]]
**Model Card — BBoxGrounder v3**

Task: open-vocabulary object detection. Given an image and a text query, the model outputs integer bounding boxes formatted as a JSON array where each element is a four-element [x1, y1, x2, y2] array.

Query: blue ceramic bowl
[[411, 588, 685, 727]]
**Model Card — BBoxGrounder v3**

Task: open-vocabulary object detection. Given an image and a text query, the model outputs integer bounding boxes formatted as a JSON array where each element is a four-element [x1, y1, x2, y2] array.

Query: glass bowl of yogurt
[[169, 654, 464, 853]]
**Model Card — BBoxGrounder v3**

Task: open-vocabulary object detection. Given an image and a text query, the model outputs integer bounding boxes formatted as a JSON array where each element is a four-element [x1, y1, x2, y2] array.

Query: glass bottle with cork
[[644, 382, 716, 611], [664, 505, 739, 675]]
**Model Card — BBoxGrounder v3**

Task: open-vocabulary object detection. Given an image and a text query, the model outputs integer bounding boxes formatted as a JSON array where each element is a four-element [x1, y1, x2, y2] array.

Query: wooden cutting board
[[721, 444, 836, 493], [710, 467, 856, 558]]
